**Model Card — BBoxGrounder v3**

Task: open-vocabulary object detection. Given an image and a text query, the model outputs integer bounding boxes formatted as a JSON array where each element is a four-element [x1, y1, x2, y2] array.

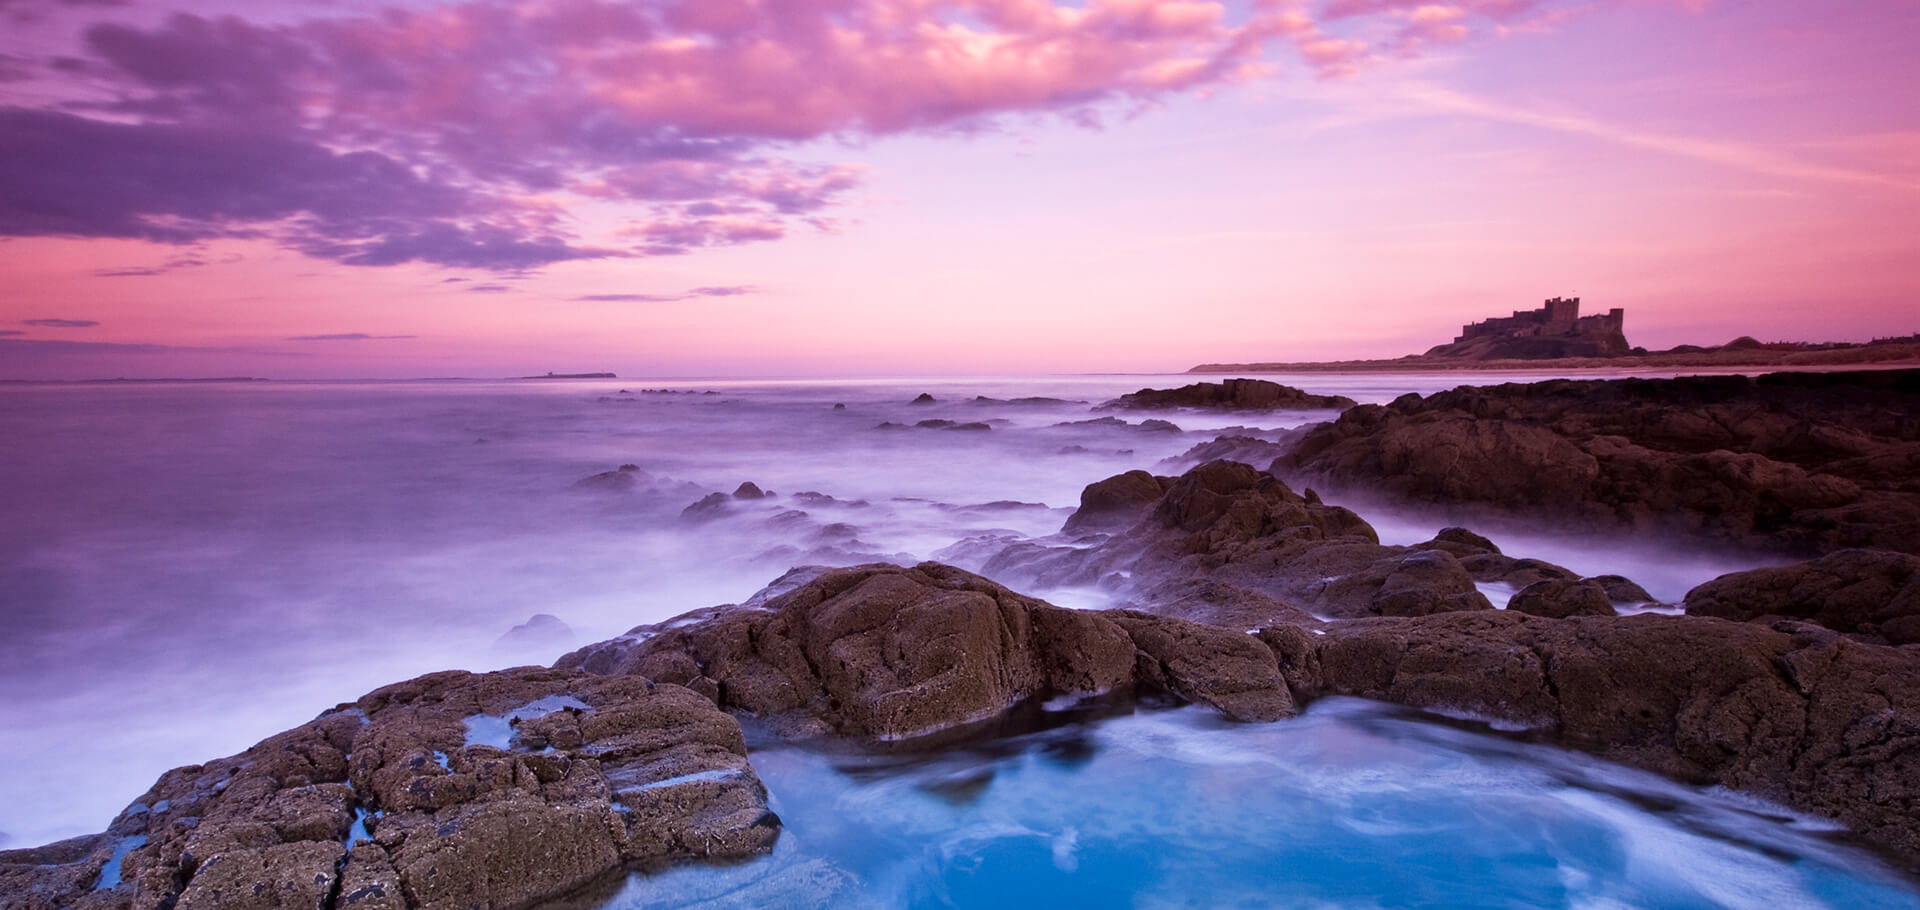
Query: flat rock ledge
[[1, 669, 777, 910]]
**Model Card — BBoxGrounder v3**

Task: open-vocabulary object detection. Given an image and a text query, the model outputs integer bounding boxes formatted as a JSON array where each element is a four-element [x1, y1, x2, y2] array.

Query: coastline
[[1190, 342, 1920, 374]]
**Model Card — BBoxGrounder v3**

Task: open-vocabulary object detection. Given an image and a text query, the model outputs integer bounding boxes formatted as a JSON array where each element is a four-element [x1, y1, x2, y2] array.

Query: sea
[[2, 371, 1912, 907]]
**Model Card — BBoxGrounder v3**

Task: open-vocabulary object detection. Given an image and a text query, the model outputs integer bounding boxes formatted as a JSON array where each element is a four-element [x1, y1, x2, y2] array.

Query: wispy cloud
[[22, 317, 98, 327], [0, 337, 301, 356], [91, 253, 208, 277], [571, 285, 760, 303], [465, 284, 513, 294], [285, 333, 416, 342], [1397, 83, 1920, 191]]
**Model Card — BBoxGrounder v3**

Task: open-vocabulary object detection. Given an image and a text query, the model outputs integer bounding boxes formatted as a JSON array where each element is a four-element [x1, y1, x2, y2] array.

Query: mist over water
[[0, 372, 1844, 874]]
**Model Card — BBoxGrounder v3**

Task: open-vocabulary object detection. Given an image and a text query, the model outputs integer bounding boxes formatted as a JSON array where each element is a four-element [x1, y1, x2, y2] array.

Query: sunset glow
[[1, 0, 1914, 379]]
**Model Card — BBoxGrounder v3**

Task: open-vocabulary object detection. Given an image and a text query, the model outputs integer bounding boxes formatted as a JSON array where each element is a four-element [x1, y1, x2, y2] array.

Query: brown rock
[[1683, 549, 1920, 637], [1289, 611, 1920, 866], [1061, 469, 1171, 534], [1098, 378, 1356, 411], [174, 841, 345, 910], [18, 668, 775, 910], [1107, 612, 1293, 721], [564, 563, 1298, 740], [1508, 578, 1617, 618], [1275, 370, 1920, 554], [1588, 574, 1654, 604]]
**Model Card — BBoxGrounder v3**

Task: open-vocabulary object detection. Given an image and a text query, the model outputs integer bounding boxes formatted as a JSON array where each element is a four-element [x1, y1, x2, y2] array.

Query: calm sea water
[[5, 371, 1888, 906]]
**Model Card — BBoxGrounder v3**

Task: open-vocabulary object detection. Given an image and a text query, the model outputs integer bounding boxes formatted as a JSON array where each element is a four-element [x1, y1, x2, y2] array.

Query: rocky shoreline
[[7, 371, 1919, 909]]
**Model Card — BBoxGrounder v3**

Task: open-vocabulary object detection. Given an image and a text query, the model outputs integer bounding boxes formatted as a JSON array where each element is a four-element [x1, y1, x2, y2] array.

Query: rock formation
[[1275, 369, 1920, 554], [1, 669, 776, 910], [559, 562, 1298, 737], [1096, 378, 1356, 411], [1684, 549, 1920, 643]]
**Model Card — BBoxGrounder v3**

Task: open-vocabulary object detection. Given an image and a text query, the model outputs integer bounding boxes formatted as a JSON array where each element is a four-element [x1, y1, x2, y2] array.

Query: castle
[[1426, 297, 1631, 360]]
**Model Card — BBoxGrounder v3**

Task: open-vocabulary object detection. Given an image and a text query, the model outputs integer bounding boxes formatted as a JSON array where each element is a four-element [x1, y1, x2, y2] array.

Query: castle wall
[[1437, 298, 1630, 359]]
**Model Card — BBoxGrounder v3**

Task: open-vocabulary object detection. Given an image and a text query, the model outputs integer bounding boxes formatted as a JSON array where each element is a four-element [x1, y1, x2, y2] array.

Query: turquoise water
[[568, 699, 1918, 909]]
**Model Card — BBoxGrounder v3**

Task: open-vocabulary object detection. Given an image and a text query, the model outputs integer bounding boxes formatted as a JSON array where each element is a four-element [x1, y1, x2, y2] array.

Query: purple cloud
[[571, 284, 759, 303], [0, 2, 1315, 271], [0, 337, 299, 356], [93, 254, 207, 277], [285, 333, 416, 341], [23, 317, 98, 327]]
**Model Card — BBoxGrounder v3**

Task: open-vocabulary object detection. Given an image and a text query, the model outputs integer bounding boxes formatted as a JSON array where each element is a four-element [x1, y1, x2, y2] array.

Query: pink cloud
[[0, 0, 1688, 269]]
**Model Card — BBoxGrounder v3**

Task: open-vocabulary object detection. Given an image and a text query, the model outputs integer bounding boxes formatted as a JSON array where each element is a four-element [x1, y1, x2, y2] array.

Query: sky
[[0, 0, 1914, 379]]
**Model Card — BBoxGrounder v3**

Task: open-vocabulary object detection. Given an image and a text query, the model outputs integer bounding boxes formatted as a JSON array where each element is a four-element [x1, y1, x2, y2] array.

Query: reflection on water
[[571, 700, 1919, 909], [0, 372, 1799, 846]]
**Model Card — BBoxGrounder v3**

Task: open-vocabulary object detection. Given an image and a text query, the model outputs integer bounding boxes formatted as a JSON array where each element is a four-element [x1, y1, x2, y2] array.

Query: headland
[[1193, 297, 1920, 373]]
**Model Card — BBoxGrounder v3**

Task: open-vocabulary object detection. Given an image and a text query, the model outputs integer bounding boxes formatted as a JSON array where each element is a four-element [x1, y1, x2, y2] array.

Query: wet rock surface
[[2, 669, 776, 910], [1097, 378, 1357, 411], [1274, 369, 1920, 554]]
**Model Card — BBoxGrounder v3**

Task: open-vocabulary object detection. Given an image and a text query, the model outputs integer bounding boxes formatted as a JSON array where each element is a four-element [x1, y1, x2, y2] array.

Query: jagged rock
[[680, 492, 731, 520], [1097, 378, 1356, 411], [1508, 578, 1617, 618], [1275, 370, 1920, 554], [1684, 549, 1920, 640], [12, 669, 776, 910]]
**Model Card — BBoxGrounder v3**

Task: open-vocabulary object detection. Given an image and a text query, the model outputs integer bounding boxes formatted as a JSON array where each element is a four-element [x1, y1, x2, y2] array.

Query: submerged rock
[[1098, 378, 1357, 411]]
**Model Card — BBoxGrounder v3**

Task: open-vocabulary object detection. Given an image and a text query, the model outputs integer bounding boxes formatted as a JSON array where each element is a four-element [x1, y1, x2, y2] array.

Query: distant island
[[1194, 296, 1920, 373], [518, 371, 617, 379]]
